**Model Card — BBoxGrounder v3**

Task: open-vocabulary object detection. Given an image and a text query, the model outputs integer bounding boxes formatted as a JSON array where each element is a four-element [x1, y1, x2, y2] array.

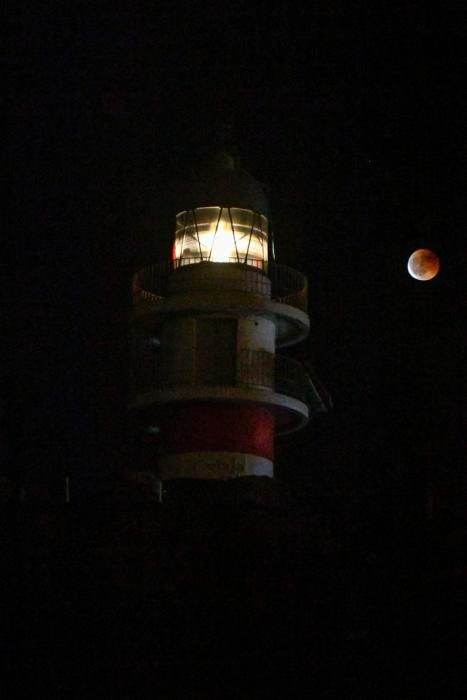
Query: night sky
[[8, 3, 465, 510], [4, 4, 467, 695]]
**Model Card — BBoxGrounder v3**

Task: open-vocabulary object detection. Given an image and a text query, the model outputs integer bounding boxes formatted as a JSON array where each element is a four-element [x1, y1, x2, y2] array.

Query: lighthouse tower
[[130, 139, 312, 488]]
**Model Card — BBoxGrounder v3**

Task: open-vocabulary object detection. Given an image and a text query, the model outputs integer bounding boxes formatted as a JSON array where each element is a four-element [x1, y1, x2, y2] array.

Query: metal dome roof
[[174, 128, 270, 217]]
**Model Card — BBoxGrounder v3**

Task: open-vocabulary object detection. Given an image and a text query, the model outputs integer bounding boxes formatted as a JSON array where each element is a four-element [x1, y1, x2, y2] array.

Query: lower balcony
[[129, 350, 310, 434]]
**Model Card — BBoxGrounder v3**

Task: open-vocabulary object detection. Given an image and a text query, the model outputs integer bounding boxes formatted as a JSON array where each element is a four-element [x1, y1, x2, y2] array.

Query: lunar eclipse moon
[[407, 248, 440, 281]]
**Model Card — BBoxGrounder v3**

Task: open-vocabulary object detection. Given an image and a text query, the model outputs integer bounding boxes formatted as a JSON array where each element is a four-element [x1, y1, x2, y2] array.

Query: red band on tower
[[161, 403, 274, 460]]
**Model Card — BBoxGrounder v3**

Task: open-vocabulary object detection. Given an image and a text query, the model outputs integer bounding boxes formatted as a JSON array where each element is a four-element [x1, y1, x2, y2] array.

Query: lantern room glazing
[[173, 207, 269, 268]]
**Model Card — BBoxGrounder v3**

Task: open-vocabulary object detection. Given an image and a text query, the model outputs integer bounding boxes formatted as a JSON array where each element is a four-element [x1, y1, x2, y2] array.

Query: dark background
[[4, 2, 467, 695]]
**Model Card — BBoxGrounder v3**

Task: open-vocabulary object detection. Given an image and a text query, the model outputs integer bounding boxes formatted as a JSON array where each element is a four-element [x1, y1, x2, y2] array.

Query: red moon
[[407, 248, 440, 281]]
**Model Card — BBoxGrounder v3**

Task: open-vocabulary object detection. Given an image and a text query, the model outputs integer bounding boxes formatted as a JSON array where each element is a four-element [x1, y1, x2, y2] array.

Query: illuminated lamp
[[173, 207, 268, 267]]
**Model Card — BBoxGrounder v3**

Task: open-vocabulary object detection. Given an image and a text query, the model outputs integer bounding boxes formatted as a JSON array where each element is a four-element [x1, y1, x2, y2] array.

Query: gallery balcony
[[129, 349, 310, 434], [132, 260, 308, 313], [132, 260, 309, 347]]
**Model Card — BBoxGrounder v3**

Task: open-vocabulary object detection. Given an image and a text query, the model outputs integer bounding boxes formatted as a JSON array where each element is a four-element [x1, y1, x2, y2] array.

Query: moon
[[407, 248, 440, 281]]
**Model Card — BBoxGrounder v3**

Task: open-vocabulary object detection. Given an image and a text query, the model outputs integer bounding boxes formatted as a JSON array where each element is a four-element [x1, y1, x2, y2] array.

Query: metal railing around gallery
[[130, 347, 308, 406], [133, 260, 308, 312]]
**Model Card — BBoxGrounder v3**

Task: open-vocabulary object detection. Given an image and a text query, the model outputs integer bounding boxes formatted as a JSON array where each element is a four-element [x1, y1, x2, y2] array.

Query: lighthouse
[[130, 137, 314, 490]]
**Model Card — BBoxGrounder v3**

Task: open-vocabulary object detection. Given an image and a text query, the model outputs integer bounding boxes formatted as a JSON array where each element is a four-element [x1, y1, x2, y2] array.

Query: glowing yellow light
[[174, 207, 268, 267], [201, 222, 233, 262]]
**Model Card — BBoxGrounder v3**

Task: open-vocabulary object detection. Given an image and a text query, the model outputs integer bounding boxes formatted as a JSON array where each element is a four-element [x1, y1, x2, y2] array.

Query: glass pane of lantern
[[173, 209, 201, 265], [173, 208, 269, 268], [230, 208, 268, 267]]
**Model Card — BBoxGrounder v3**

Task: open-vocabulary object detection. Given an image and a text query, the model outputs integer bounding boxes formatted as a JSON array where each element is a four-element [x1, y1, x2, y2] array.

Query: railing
[[133, 264, 170, 304], [274, 354, 308, 403], [130, 346, 308, 406], [238, 349, 274, 389], [133, 260, 308, 311], [174, 256, 266, 270], [269, 263, 308, 311]]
